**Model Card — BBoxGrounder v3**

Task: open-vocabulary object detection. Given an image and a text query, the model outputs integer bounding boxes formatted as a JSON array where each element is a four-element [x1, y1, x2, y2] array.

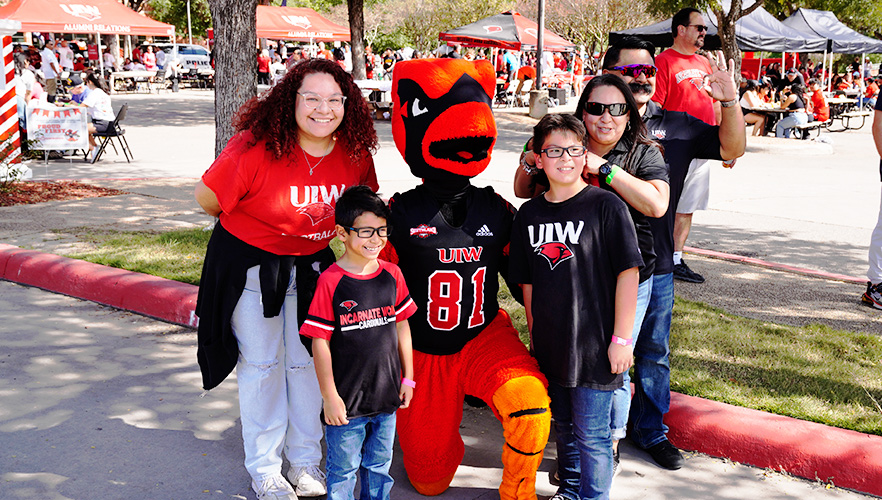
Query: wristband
[[606, 164, 621, 185], [720, 99, 738, 108], [520, 154, 538, 175], [611, 335, 633, 346], [523, 140, 529, 153], [402, 377, 416, 388]]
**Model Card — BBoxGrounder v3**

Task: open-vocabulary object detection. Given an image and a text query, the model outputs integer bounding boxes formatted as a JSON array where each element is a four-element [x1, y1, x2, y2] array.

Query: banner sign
[[27, 105, 89, 150]]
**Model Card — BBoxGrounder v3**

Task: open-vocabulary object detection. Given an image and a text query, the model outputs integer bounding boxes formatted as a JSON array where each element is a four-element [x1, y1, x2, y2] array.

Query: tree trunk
[[714, 6, 742, 82], [208, 0, 258, 157], [348, 0, 366, 80]]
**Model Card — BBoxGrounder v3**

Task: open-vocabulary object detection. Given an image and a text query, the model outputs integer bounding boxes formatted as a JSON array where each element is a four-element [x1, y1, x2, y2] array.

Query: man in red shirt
[[865, 76, 880, 109], [808, 78, 829, 122], [653, 7, 739, 284]]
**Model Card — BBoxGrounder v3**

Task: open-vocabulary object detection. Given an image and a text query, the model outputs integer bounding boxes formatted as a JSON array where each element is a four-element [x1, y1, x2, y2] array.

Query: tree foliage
[[147, 0, 213, 39]]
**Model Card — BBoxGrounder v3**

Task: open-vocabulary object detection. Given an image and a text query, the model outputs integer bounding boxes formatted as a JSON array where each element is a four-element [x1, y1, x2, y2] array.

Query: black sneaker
[[673, 260, 705, 283], [613, 449, 621, 478], [862, 281, 882, 310], [645, 440, 684, 470]]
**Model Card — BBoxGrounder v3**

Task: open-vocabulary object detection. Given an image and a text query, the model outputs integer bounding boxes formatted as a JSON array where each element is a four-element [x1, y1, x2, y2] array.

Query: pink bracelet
[[402, 378, 416, 388], [611, 335, 633, 346]]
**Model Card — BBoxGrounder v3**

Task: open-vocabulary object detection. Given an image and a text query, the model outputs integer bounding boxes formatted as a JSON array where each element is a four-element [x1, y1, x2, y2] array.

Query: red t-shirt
[[652, 49, 716, 125], [866, 82, 879, 98], [811, 90, 829, 121], [257, 54, 271, 73], [516, 65, 536, 81], [203, 131, 378, 255]]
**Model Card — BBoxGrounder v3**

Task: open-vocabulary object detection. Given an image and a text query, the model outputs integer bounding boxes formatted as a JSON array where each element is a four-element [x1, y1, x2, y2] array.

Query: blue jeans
[[629, 272, 674, 449], [549, 383, 615, 500], [775, 111, 808, 138], [325, 412, 396, 500], [610, 276, 652, 440]]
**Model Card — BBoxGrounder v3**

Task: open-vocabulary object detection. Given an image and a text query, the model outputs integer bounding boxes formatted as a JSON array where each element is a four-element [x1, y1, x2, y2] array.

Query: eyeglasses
[[582, 102, 629, 117], [298, 92, 347, 110], [688, 24, 709, 32], [540, 145, 587, 158], [345, 226, 390, 238], [610, 64, 657, 78]]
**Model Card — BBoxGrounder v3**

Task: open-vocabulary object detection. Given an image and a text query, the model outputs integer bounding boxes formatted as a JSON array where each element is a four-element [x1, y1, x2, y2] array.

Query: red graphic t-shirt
[[203, 131, 378, 255], [652, 49, 716, 125]]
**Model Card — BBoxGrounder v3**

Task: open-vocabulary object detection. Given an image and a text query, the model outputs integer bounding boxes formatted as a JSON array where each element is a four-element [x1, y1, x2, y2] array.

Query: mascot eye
[[412, 97, 429, 117]]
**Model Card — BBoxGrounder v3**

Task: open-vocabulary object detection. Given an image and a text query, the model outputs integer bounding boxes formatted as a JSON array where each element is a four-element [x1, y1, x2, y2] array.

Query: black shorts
[[92, 119, 111, 133]]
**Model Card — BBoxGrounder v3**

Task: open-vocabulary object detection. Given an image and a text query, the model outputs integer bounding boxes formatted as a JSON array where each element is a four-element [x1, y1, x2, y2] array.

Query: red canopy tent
[[439, 11, 574, 52], [0, 0, 175, 36], [256, 6, 349, 42]]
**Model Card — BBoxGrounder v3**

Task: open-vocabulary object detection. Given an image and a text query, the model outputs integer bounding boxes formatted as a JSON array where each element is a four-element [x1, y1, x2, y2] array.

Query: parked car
[[154, 43, 211, 73]]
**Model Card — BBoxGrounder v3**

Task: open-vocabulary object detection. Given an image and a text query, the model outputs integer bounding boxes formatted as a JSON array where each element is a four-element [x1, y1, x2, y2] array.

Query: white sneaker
[[286, 464, 327, 497], [252, 475, 298, 500], [89, 148, 99, 163]]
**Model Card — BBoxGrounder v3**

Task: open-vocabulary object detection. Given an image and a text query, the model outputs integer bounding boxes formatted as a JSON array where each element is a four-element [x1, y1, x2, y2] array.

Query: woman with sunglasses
[[194, 58, 378, 500]]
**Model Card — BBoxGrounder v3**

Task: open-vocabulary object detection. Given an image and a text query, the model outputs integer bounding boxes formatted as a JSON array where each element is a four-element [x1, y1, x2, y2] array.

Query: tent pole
[[821, 46, 826, 87], [97, 32, 104, 75], [758, 54, 763, 79]]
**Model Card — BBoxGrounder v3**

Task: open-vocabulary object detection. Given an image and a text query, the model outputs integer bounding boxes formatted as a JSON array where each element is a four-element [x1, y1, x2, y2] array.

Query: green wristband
[[523, 140, 530, 153], [606, 164, 621, 185]]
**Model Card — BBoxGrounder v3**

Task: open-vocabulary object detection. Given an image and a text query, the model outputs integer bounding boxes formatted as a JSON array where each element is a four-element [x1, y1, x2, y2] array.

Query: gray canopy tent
[[782, 8, 882, 92], [609, 5, 826, 53]]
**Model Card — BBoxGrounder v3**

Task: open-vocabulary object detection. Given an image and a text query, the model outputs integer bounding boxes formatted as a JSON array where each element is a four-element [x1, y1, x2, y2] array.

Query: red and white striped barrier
[[0, 34, 21, 165]]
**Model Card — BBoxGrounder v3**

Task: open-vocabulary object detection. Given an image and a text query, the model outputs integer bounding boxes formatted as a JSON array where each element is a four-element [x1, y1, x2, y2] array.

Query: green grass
[[66, 227, 882, 436], [65, 227, 213, 285]]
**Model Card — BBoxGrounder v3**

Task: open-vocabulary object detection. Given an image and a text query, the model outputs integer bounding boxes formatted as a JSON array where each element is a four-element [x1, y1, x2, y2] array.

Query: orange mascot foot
[[492, 376, 551, 500], [409, 472, 456, 496]]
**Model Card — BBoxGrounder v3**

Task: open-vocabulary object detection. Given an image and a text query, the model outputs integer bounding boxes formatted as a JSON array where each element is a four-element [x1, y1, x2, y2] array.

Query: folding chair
[[150, 68, 169, 93], [92, 103, 132, 164]]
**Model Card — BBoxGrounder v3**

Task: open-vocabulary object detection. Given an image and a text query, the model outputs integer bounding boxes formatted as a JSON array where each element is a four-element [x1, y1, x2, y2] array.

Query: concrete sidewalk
[[0, 280, 872, 500]]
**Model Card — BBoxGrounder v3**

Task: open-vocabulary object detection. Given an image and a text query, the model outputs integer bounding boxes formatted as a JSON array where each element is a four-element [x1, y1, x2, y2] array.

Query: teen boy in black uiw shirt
[[510, 114, 642, 500]]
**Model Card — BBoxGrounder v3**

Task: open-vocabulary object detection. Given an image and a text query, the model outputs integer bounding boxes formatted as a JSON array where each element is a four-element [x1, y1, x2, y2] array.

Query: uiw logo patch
[[535, 242, 574, 270], [60, 4, 101, 21], [340, 300, 358, 311], [528, 220, 584, 270], [282, 15, 312, 29]]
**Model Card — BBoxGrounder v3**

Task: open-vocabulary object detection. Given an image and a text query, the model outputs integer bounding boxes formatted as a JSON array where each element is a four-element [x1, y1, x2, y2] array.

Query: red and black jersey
[[301, 261, 417, 418], [387, 185, 515, 355]]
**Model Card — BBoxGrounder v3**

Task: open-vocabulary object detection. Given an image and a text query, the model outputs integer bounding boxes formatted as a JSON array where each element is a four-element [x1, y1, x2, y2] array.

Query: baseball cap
[[65, 74, 83, 86]]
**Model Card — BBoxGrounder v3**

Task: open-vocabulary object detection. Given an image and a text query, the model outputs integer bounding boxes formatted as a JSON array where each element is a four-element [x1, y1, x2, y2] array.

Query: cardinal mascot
[[383, 58, 551, 500]]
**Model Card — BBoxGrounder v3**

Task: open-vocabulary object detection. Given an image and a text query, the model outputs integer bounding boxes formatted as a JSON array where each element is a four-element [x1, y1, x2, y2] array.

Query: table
[[744, 107, 787, 135], [826, 97, 857, 106], [110, 70, 157, 93], [354, 79, 392, 104]]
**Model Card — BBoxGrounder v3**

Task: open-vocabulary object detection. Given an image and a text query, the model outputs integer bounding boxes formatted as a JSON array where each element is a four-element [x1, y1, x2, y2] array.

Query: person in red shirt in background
[[257, 48, 271, 85], [72, 54, 86, 72], [864, 76, 880, 109], [808, 78, 829, 122]]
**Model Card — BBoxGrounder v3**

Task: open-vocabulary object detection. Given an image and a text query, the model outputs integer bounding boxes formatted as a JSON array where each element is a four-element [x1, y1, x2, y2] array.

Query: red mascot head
[[392, 59, 497, 183]]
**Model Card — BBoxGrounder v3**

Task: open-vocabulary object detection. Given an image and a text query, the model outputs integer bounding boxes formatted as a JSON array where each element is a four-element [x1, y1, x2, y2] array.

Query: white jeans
[[869, 185, 882, 284], [231, 265, 323, 481]]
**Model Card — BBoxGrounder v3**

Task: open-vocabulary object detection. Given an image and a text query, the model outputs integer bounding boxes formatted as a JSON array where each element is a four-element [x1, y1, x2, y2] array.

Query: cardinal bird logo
[[340, 300, 358, 311], [536, 242, 574, 270], [297, 202, 335, 225]]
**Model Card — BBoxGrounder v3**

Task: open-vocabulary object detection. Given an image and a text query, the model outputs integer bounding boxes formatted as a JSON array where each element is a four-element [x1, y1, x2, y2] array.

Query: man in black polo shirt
[[602, 36, 745, 470]]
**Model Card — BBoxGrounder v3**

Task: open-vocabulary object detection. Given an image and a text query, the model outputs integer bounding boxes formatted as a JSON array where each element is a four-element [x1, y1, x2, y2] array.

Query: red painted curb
[[2, 244, 880, 495], [685, 246, 866, 285], [667, 392, 882, 496], [0, 244, 198, 328]]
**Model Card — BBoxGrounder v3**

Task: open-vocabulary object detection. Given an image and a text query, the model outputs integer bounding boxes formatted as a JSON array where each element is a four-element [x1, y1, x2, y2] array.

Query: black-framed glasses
[[298, 92, 347, 110], [582, 102, 629, 117], [345, 226, 390, 238], [688, 24, 709, 32], [610, 64, 657, 78], [540, 145, 588, 158]]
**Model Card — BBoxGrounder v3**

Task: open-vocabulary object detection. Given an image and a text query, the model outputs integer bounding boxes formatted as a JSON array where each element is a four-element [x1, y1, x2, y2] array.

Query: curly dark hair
[[233, 58, 378, 162]]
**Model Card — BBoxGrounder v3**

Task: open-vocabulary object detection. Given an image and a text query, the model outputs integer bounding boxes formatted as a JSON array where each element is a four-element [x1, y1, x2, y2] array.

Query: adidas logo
[[475, 224, 493, 237]]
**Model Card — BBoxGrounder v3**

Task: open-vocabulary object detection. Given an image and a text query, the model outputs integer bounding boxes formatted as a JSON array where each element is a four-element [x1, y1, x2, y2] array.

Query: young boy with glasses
[[300, 185, 417, 500], [509, 114, 642, 500]]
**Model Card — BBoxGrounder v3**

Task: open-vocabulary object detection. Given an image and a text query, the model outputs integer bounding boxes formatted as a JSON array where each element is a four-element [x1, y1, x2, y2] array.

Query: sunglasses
[[582, 102, 629, 117], [688, 24, 709, 32], [345, 226, 390, 238], [610, 64, 657, 78]]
